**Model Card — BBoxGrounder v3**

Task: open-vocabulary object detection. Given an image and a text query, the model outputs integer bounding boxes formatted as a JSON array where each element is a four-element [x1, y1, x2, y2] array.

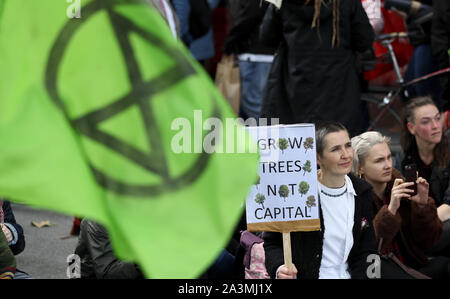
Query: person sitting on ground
[[1, 199, 31, 279], [263, 121, 376, 279], [0, 230, 15, 279], [400, 96, 450, 257], [74, 219, 144, 279], [352, 131, 449, 279], [0, 199, 25, 256]]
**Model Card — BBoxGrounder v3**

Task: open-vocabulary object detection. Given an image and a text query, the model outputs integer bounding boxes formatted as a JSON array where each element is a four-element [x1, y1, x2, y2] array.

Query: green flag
[[0, 0, 258, 278]]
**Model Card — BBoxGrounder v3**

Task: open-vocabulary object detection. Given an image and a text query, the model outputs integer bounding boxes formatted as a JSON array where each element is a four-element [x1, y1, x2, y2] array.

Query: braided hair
[[304, 0, 340, 47]]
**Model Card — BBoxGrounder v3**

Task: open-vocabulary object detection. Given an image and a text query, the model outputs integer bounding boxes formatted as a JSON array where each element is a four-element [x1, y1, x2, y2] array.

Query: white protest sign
[[245, 124, 320, 232]]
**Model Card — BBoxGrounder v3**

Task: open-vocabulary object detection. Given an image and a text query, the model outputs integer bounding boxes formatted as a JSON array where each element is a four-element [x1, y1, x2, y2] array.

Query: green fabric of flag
[[0, 0, 258, 278]]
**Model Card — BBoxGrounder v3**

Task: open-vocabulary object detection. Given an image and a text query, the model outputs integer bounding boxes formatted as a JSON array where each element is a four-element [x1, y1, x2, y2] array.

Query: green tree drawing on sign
[[255, 175, 260, 189], [303, 137, 314, 153], [298, 181, 310, 197], [278, 185, 290, 201], [302, 160, 312, 176], [306, 195, 316, 211], [278, 138, 288, 154], [255, 193, 266, 209]]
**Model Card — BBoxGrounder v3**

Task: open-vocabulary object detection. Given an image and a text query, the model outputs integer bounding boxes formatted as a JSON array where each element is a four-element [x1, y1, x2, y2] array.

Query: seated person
[[400, 97, 450, 257], [352, 131, 450, 279], [0, 231, 15, 279], [263, 121, 376, 279], [1, 200, 25, 255], [432, 181, 450, 256], [1, 199, 30, 279], [74, 219, 143, 279]]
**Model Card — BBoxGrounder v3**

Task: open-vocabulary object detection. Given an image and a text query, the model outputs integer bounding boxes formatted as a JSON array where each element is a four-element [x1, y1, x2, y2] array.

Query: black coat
[[223, 0, 275, 55], [431, 0, 450, 111], [259, 0, 374, 136], [263, 174, 376, 279], [401, 144, 450, 207], [2, 201, 25, 256]]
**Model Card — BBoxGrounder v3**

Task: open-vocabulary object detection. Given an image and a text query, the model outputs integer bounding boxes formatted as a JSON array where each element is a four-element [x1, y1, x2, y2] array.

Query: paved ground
[[11, 203, 78, 279]]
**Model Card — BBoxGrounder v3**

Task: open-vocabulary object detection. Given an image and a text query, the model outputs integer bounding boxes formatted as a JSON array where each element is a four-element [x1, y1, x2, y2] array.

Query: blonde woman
[[352, 131, 449, 279]]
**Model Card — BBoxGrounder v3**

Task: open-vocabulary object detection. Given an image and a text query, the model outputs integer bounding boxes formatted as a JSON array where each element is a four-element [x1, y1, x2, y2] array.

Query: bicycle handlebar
[[375, 32, 408, 43]]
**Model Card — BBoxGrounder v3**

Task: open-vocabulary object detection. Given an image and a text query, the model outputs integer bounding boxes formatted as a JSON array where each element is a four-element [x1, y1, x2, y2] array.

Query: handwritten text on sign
[[245, 124, 320, 232]]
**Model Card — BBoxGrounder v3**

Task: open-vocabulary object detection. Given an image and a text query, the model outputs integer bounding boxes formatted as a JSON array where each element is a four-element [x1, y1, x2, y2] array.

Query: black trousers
[[428, 220, 450, 258], [419, 256, 450, 279], [381, 256, 450, 279]]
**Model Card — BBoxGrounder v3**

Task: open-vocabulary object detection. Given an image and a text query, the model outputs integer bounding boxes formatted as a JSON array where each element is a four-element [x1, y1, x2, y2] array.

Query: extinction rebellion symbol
[[45, 0, 220, 196]]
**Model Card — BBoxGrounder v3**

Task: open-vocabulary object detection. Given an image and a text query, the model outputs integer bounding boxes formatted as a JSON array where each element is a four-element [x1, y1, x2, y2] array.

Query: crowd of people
[[1, 0, 449, 279]]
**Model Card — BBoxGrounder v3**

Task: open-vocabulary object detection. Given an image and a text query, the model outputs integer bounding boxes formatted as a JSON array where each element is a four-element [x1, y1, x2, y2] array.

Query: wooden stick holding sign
[[282, 232, 293, 271], [245, 124, 321, 273]]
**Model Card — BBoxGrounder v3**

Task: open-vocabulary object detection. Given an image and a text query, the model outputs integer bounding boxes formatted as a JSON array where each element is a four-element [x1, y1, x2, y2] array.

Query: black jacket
[[259, 0, 374, 136], [223, 0, 275, 55], [263, 174, 376, 279], [2, 201, 25, 256], [406, 0, 433, 46], [431, 0, 450, 111], [401, 143, 450, 207]]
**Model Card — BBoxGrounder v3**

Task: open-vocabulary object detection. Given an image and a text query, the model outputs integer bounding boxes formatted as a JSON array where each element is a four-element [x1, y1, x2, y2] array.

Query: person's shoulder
[[348, 173, 372, 195], [82, 219, 108, 236]]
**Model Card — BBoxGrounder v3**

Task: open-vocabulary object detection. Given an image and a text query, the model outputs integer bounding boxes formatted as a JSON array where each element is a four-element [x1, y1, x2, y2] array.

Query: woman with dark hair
[[259, 0, 375, 136], [401, 97, 450, 219], [263, 122, 376, 279], [400, 96, 450, 257]]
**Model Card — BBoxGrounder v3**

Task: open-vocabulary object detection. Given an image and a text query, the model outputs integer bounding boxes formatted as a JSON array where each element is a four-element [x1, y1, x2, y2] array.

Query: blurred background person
[[431, 0, 450, 114], [259, 0, 375, 136], [223, 0, 276, 120]]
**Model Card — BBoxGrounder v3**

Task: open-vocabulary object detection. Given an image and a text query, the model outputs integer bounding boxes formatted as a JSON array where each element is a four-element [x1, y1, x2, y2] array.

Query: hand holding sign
[[277, 263, 298, 279], [245, 124, 321, 275], [245, 124, 320, 232]]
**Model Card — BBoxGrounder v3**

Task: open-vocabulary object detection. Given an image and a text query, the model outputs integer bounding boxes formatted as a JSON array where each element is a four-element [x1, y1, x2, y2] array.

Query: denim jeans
[[404, 44, 442, 108], [238, 60, 272, 120]]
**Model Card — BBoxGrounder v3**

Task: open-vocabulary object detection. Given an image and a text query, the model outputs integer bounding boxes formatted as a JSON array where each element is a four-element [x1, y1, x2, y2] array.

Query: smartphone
[[404, 164, 417, 196]]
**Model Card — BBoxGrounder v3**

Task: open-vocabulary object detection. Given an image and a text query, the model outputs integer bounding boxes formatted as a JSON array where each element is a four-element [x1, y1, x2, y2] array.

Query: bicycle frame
[[366, 32, 450, 131]]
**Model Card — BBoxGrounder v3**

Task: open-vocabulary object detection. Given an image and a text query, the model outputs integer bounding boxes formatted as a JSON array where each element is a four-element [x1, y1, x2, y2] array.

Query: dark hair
[[401, 96, 449, 169], [315, 121, 348, 157]]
